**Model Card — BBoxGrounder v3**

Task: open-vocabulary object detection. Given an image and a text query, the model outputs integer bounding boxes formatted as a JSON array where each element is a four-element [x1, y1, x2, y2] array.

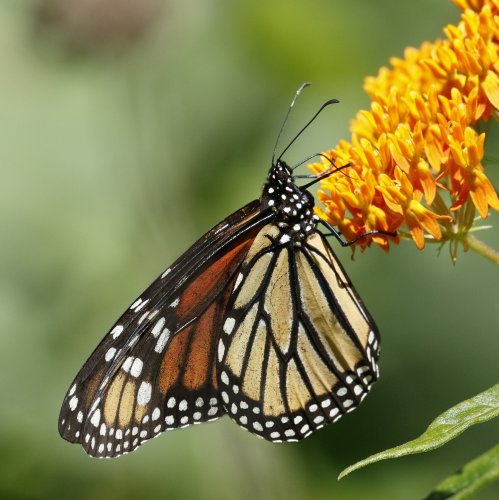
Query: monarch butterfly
[[59, 84, 394, 458]]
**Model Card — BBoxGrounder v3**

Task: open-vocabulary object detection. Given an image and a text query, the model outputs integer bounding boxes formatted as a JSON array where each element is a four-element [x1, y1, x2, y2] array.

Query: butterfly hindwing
[[58, 200, 271, 457], [217, 224, 380, 442]]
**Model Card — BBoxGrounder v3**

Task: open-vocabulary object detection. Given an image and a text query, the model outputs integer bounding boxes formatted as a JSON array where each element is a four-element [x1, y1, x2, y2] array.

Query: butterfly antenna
[[272, 82, 311, 165], [277, 97, 339, 163]]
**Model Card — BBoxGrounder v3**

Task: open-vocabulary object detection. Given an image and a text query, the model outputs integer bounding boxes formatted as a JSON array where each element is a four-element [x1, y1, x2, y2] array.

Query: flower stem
[[465, 235, 499, 265]]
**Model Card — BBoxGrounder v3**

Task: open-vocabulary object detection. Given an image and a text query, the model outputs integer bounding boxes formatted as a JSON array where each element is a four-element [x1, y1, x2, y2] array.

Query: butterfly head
[[262, 160, 319, 240]]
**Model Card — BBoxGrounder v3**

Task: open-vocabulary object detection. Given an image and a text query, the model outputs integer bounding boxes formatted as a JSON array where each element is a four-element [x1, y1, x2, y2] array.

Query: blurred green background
[[1, 0, 498, 499]]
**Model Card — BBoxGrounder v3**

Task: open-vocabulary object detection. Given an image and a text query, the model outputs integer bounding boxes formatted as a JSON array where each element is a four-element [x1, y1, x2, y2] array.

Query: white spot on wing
[[218, 339, 225, 362], [69, 396, 78, 411], [130, 358, 143, 378], [110, 325, 124, 339], [223, 317, 236, 335], [130, 298, 142, 310], [137, 382, 152, 405], [154, 329, 170, 353], [122, 356, 134, 372], [151, 317, 166, 337], [90, 409, 101, 427], [161, 268, 171, 279], [105, 347, 117, 362], [357, 365, 369, 375], [138, 312, 149, 324], [135, 298, 150, 312]]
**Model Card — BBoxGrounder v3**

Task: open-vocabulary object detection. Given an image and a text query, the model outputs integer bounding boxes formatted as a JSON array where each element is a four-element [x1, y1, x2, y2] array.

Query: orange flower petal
[[482, 70, 499, 109]]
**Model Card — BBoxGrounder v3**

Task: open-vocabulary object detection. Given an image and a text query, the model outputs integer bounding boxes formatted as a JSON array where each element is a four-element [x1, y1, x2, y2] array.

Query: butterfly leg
[[293, 153, 337, 174], [319, 219, 397, 247]]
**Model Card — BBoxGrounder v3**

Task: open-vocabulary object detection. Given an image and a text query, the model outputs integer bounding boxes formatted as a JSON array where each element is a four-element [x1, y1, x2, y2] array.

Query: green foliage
[[340, 383, 499, 488], [425, 443, 499, 500]]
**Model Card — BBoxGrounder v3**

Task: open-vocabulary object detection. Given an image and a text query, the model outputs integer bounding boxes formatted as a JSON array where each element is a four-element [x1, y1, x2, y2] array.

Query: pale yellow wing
[[217, 224, 379, 442]]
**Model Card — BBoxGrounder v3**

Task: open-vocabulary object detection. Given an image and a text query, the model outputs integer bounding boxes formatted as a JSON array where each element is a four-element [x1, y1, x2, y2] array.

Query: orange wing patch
[[159, 326, 192, 394], [177, 237, 255, 322]]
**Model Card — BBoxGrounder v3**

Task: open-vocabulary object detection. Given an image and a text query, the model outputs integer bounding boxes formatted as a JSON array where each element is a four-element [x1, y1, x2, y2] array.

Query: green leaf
[[339, 383, 499, 480], [424, 443, 499, 500]]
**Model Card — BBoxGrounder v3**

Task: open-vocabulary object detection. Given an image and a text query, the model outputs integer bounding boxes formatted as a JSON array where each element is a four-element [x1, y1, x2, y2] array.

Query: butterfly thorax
[[261, 160, 319, 241]]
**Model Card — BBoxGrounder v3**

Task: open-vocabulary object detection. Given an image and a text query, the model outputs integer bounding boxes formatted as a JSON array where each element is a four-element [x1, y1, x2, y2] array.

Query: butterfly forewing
[[60, 136, 388, 457], [59, 200, 272, 457], [217, 224, 380, 442]]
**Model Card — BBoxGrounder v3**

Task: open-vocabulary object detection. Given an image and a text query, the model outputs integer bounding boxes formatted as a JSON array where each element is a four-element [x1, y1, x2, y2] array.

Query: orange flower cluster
[[312, 0, 499, 258]]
